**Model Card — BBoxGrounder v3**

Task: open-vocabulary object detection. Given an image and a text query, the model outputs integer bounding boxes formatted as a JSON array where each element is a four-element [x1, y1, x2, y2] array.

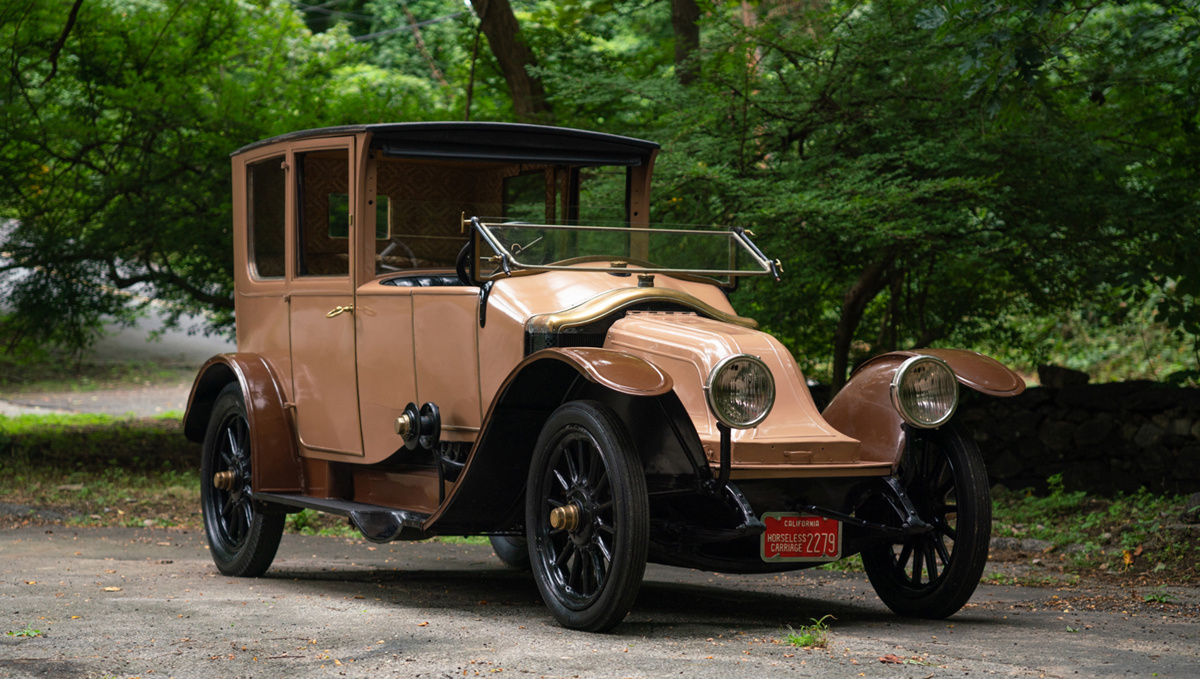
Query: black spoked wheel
[[489, 535, 531, 570], [860, 420, 991, 619], [526, 401, 648, 632], [200, 383, 284, 577]]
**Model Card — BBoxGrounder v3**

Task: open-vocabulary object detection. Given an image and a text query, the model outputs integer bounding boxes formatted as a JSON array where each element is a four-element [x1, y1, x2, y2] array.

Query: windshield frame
[[465, 216, 780, 286]]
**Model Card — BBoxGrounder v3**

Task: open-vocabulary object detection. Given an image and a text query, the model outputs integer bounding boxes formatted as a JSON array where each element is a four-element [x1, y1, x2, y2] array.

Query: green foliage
[[6, 624, 43, 638], [537, 0, 1199, 382], [0, 0, 442, 355], [783, 615, 833, 648], [1144, 585, 1177, 603], [992, 476, 1199, 578], [1, 0, 1196, 376], [974, 285, 1197, 382]]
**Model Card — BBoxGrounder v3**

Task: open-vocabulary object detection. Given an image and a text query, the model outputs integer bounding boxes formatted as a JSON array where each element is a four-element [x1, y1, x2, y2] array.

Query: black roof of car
[[232, 122, 660, 166]]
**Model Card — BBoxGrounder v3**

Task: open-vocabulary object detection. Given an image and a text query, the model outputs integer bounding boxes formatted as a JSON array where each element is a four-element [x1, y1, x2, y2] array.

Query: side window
[[247, 155, 286, 279], [296, 149, 350, 277], [503, 172, 546, 223], [576, 166, 629, 224], [329, 193, 390, 239]]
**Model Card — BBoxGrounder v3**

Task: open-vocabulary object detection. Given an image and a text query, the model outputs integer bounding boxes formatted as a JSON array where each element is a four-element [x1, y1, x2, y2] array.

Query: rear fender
[[823, 349, 1025, 470], [422, 348, 705, 533], [183, 354, 302, 494]]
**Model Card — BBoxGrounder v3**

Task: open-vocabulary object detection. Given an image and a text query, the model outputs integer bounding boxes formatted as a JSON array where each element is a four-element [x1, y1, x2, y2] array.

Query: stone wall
[[956, 382, 1200, 495]]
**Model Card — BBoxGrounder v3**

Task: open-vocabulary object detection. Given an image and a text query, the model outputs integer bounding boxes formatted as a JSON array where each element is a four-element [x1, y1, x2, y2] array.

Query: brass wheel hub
[[549, 503, 582, 532], [213, 470, 236, 491]]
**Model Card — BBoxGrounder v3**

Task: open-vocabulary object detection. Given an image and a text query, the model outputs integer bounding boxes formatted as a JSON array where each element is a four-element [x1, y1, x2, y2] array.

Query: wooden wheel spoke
[[932, 475, 955, 500], [923, 542, 940, 582], [225, 427, 239, 459], [593, 469, 609, 498], [554, 540, 575, 569], [553, 469, 570, 493], [894, 543, 913, 575], [932, 534, 952, 564], [586, 447, 601, 488], [568, 550, 583, 591], [590, 550, 605, 589], [595, 533, 613, 562], [564, 440, 582, 484], [911, 542, 925, 586]]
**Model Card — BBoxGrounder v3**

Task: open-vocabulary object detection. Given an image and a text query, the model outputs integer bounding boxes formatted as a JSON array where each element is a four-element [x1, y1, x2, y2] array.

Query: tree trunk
[[671, 0, 701, 85], [830, 253, 895, 396], [468, 0, 553, 124]]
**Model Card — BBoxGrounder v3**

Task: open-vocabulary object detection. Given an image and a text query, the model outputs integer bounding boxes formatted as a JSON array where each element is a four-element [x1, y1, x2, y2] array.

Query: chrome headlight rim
[[889, 354, 959, 429], [704, 353, 776, 429]]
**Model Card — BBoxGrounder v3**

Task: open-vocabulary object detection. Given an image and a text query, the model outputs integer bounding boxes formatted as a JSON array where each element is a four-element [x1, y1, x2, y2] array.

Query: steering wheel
[[456, 239, 474, 286], [380, 238, 418, 269]]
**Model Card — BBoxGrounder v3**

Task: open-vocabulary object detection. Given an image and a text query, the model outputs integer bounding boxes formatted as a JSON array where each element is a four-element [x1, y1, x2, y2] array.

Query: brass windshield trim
[[526, 287, 759, 333]]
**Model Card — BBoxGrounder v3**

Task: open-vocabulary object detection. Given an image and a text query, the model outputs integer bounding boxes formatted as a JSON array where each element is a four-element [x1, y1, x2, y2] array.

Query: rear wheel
[[526, 401, 648, 632], [200, 383, 284, 577], [489, 535, 530, 570], [860, 420, 990, 619]]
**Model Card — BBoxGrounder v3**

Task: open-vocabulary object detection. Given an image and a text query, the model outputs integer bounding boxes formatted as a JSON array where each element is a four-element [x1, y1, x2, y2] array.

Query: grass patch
[[783, 615, 833, 648], [284, 508, 357, 538], [0, 355, 195, 394], [815, 554, 863, 573], [6, 623, 43, 638], [991, 474, 1200, 581], [0, 413, 198, 470], [0, 453, 202, 529]]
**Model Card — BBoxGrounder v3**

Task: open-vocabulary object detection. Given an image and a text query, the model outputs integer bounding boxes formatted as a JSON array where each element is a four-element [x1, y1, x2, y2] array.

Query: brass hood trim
[[526, 287, 758, 333]]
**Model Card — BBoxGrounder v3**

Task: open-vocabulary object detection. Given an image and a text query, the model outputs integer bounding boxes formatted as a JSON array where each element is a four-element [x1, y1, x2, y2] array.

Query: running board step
[[257, 493, 430, 543]]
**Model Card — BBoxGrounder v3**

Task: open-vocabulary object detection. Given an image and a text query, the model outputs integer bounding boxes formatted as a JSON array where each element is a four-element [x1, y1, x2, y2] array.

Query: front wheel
[[200, 383, 285, 577], [526, 401, 648, 632], [860, 420, 991, 619]]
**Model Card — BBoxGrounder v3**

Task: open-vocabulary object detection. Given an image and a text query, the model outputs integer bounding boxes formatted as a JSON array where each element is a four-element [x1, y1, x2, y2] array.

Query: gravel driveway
[[2, 526, 1197, 678]]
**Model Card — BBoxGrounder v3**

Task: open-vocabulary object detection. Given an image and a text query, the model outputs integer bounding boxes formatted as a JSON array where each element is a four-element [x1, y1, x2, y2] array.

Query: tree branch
[[41, 0, 85, 87]]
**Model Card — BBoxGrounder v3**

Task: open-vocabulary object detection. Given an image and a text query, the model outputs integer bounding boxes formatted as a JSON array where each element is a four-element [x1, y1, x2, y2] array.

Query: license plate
[[760, 513, 842, 562]]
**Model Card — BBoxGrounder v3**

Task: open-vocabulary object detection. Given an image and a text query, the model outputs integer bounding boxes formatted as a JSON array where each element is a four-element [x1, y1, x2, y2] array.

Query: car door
[[287, 138, 363, 456]]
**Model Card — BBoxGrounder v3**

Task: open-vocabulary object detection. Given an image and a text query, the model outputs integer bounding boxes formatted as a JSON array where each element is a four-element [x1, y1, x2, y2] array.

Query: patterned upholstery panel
[[376, 160, 505, 273], [300, 154, 350, 277]]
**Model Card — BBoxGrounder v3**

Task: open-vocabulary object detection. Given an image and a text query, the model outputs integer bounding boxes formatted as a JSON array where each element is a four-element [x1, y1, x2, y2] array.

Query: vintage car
[[183, 122, 1025, 632]]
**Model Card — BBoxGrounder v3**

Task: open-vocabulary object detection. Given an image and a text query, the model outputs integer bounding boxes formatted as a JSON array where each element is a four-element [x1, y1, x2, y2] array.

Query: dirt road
[[1, 526, 1196, 678]]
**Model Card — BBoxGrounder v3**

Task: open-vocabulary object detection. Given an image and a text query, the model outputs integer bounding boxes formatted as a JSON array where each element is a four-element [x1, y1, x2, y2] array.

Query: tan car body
[[186, 123, 1029, 630], [184, 124, 1024, 533], [182, 123, 1027, 532]]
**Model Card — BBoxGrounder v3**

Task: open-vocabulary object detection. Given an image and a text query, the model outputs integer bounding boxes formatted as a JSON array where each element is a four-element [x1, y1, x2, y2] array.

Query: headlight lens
[[890, 355, 959, 428], [705, 354, 775, 429]]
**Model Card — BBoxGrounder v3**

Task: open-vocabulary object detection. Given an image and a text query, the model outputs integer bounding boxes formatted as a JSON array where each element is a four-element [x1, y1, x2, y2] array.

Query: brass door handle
[[326, 305, 354, 318]]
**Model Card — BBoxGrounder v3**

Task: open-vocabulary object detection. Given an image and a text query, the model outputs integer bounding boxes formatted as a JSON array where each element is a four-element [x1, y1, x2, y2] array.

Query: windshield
[[471, 219, 776, 283]]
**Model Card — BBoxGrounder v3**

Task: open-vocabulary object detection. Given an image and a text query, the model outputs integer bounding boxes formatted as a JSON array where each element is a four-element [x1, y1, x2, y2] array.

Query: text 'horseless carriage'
[[184, 122, 1025, 632]]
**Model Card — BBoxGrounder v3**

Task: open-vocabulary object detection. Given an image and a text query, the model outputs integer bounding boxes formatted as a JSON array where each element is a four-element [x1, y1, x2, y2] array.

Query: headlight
[[705, 354, 775, 429], [890, 355, 959, 428]]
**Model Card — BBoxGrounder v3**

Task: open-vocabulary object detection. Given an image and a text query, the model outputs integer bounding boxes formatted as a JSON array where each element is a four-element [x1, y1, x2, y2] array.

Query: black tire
[[200, 383, 284, 577], [489, 535, 531, 570], [525, 401, 648, 632], [860, 420, 991, 619]]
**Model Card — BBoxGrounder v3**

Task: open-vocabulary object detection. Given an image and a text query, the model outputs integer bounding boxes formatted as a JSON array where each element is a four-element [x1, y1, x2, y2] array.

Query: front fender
[[184, 354, 301, 494], [421, 347, 675, 533], [823, 349, 1024, 469]]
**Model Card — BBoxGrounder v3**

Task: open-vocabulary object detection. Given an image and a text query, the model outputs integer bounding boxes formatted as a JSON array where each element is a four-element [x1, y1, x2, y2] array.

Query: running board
[[257, 493, 431, 543]]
